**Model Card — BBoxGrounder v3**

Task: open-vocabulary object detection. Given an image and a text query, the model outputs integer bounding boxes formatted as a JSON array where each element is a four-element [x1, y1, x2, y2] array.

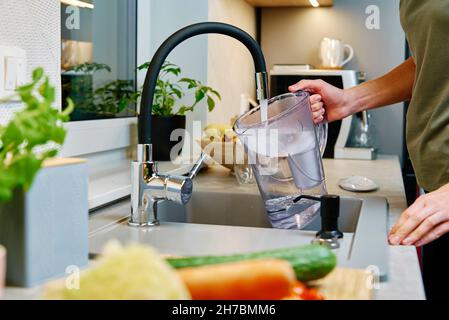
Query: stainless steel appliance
[[270, 67, 377, 160]]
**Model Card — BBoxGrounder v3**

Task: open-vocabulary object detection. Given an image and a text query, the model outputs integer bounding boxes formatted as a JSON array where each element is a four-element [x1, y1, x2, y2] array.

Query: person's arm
[[288, 57, 416, 123], [346, 57, 415, 112], [289, 57, 449, 248]]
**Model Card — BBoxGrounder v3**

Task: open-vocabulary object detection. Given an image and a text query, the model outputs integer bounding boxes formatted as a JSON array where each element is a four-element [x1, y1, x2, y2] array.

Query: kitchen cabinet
[[244, 0, 333, 7]]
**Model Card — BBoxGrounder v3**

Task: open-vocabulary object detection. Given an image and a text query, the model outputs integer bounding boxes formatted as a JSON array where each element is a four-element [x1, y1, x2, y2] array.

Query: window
[[59, 0, 140, 209], [58, 0, 196, 209], [60, 0, 137, 121]]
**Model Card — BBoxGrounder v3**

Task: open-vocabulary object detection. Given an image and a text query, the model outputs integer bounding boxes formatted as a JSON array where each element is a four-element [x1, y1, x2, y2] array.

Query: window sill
[[60, 117, 138, 158]]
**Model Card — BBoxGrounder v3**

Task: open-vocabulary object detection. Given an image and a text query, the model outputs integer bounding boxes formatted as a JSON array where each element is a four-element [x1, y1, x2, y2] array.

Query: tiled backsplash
[[0, 0, 61, 125]]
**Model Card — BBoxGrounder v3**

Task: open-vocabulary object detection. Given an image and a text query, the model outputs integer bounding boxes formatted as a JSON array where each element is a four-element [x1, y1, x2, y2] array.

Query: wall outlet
[[0, 46, 27, 101]]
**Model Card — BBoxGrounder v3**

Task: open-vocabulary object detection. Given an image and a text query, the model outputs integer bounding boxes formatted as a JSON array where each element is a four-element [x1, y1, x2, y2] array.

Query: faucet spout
[[138, 22, 269, 145], [130, 22, 268, 227]]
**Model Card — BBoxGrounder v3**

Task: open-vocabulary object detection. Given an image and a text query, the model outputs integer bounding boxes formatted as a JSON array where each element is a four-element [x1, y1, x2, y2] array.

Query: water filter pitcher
[[234, 92, 328, 229]]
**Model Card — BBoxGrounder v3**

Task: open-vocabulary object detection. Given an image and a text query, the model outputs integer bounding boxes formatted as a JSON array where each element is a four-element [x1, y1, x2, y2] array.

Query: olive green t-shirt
[[400, 0, 449, 191]]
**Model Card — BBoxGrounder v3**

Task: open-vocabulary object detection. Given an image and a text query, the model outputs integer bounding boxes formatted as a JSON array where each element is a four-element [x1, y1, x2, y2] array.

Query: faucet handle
[[164, 175, 193, 205], [186, 153, 208, 179], [168, 153, 207, 204]]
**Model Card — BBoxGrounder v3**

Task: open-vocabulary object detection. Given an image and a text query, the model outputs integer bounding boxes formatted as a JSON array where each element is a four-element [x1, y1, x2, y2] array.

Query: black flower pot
[[151, 115, 186, 161]]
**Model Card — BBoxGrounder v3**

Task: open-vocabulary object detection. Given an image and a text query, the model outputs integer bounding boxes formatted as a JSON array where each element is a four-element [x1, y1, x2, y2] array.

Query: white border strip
[[60, 0, 94, 9], [60, 117, 137, 157]]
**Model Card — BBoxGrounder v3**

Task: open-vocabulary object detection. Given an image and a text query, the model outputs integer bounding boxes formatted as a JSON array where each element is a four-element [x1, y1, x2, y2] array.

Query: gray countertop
[[4, 156, 425, 300]]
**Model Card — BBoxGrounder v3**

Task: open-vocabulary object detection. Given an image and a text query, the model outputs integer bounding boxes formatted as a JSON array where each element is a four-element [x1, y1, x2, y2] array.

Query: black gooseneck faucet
[[130, 22, 269, 227]]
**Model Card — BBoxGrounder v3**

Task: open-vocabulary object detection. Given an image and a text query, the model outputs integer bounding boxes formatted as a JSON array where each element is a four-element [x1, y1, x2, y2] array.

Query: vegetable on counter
[[203, 124, 237, 143], [167, 244, 337, 283], [42, 242, 191, 300], [177, 259, 296, 300], [290, 281, 324, 300], [42, 242, 329, 300]]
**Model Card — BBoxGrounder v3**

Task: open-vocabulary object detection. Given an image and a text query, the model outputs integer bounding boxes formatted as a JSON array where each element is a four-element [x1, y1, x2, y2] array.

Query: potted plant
[[137, 61, 221, 161], [63, 62, 138, 121], [0, 68, 73, 201], [0, 68, 89, 287], [65, 60, 222, 161]]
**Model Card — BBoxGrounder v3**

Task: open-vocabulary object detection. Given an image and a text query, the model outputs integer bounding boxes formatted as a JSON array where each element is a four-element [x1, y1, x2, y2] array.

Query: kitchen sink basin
[[89, 190, 389, 281], [157, 192, 362, 233]]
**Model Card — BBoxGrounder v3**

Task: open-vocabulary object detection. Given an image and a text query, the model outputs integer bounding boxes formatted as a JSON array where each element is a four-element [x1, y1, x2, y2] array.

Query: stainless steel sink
[[157, 192, 271, 228], [158, 192, 361, 233], [303, 197, 362, 233]]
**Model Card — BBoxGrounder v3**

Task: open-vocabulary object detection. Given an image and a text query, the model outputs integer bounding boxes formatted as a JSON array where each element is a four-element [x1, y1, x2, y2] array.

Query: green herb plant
[[67, 62, 138, 117], [138, 61, 221, 116], [89, 79, 139, 116], [0, 68, 73, 202], [66, 60, 221, 119], [72, 62, 112, 74]]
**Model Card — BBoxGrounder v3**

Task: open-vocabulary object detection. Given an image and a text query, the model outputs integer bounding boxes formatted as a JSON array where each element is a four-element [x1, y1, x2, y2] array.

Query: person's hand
[[389, 183, 449, 246], [288, 80, 353, 124]]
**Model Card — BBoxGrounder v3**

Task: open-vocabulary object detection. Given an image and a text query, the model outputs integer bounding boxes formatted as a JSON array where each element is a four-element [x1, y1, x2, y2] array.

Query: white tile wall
[[0, 0, 61, 125]]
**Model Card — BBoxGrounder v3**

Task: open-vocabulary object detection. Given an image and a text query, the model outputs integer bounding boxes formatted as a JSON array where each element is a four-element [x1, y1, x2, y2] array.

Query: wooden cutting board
[[310, 268, 373, 300]]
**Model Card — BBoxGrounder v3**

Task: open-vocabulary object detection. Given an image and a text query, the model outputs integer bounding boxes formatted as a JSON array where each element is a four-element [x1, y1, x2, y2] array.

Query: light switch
[[5, 57, 19, 90], [0, 46, 27, 101], [16, 57, 26, 87]]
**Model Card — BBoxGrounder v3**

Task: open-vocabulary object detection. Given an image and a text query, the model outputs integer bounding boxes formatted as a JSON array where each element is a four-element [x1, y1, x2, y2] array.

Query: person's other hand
[[288, 79, 352, 124], [389, 183, 449, 246]]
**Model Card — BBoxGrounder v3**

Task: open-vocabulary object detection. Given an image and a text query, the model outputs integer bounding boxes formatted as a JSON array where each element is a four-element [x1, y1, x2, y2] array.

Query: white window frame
[[60, 117, 137, 158]]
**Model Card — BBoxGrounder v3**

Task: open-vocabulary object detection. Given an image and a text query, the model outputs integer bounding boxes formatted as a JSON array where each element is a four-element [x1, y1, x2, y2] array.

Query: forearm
[[345, 57, 416, 113]]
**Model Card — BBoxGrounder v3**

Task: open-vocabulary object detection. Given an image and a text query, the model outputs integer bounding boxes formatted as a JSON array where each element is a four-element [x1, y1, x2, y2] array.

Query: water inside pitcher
[[234, 91, 328, 229]]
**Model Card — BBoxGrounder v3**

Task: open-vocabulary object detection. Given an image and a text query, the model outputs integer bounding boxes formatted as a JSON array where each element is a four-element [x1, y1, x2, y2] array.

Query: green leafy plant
[[65, 60, 221, 119], [91, 80, 139, 116], [77, 79, 138, 116], [138, 61, 221, 117], [0, 67, 73, 202], [137, 62, 182, 116], [177, 77, 221, 116], [72, 62, 112, 74], [66, 62, 138, 117]]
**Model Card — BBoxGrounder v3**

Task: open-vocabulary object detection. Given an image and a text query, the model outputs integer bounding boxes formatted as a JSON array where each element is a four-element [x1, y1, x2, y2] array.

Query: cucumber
[[166, 244, 336, 282]]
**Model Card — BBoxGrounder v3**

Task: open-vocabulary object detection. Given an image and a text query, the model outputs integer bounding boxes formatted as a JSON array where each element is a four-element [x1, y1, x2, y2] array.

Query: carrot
[[176, 259, 296, 300]]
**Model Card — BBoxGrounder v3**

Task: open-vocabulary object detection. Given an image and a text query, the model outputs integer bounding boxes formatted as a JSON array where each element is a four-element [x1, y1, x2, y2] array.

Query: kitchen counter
[[4, 155, 425, 300], [164, 155, 424, 299], [324, 156, 425, 299]]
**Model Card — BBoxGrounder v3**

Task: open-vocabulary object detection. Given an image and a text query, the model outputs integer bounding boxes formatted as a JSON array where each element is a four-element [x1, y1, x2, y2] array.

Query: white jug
[[320, 37, 354, 68]]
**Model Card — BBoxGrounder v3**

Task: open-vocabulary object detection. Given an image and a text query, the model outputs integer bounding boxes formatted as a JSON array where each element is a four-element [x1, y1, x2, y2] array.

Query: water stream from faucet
[[260, 99, 268, 124]]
